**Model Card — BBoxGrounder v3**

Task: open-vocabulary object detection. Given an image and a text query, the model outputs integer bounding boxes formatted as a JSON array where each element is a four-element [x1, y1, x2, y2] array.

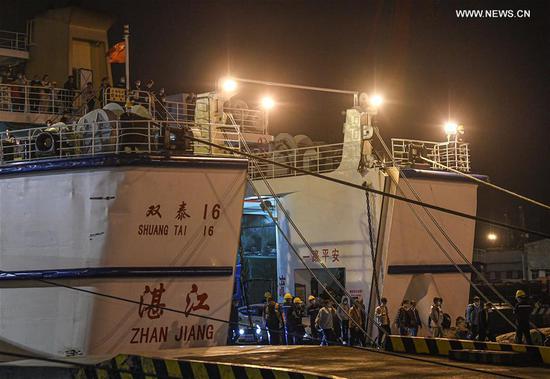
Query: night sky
[[3, 0, 549, 243]]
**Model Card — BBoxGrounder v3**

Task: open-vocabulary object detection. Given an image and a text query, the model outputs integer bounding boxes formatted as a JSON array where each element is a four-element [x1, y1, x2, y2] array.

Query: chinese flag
[[106, 41, 126, 64]]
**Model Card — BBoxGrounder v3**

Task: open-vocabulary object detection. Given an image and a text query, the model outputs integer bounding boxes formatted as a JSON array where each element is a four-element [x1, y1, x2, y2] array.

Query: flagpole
[[124, 24, 130, 92]]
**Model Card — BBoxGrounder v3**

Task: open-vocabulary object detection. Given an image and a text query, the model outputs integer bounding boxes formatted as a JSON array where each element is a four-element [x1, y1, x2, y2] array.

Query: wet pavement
[[169, 345, 550, 378]]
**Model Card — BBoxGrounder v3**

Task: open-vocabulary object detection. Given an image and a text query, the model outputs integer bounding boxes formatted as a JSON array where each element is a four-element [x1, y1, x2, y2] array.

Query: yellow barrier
[[76, 354, 337, 379], [386, 335, 550, 365]]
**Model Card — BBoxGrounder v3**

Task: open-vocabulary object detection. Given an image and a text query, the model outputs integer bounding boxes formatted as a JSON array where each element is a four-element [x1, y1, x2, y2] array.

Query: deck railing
[[248, 143, 346, 180], [0, 120, 242, 166], [0, 85, 268, 137], [224, 107, 267, 136], [0, 83, 83, 116], [0, 29, 27, 51], [103, 89, 268, 134], [391, 138, 471, 172]]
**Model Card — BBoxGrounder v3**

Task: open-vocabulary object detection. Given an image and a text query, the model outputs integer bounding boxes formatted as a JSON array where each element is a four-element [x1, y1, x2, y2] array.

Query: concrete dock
[[172, 345, 550, 378]]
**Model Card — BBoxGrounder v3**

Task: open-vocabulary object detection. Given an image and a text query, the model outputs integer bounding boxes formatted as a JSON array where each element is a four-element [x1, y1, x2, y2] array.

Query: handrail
[[0, 119, 244, 166], [0, 29, 27, 51], [104, 89, 268, 135], [0, 83, 83, 116], [247, 142, 348, 180], [1, 84, 270, 137], [391, 138, 471, 172]]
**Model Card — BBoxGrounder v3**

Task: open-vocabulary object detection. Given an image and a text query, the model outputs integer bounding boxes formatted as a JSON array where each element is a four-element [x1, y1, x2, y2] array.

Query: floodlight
[[221, 78, 237, 92], [369, 94, 384, 107], [444, 121, 458, 135], [260, 96, 275, 110]]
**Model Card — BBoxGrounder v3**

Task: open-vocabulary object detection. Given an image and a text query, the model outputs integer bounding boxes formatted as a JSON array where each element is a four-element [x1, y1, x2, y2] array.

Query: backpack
[[442, 313, 451, 329]]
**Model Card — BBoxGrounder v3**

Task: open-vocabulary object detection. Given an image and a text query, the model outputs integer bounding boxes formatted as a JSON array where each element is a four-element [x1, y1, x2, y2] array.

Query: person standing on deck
[[337, 296, 351, 344], [307, 295, 320, 342], [375, 297, 391, 346], [466, 296, 482, 340], [281, 293, 294, 344], [264, 297, 283, 345], [514, 290, 533, 345], [478, 302, 496, 341], [430, 297, 443, 338], [409, 300, 422, 336], [315, 300, 336, 346], [349, 297, 366, 346]]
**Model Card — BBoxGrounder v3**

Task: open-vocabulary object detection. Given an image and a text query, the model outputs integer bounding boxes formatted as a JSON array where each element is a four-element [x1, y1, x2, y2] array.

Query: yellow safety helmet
[[293, 297, 302, 304], [308, 295, 316, 301], [516, 290, 526, 298], [284, 293, 293, 300], [264, 291, 272, 298]]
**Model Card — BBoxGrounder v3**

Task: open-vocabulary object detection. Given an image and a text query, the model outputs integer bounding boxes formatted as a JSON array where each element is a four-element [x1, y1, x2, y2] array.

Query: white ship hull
[[0, 155, 247, 360]]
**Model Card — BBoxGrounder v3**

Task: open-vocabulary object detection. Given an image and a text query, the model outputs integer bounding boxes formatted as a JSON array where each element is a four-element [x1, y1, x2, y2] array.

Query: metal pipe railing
[[0, 29, 27, 50], [391, 138, 471, 172], [0, 119, 246, 166], [0, 83, 82, 115]]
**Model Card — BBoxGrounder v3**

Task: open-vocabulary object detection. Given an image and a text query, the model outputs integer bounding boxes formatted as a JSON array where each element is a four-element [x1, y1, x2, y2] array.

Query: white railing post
[[208, 124, 212, 155], [147, 121, 151, 153], [115, 122, 120, 154], [317, 146, 320, 173], [91, 122, 95, 155], [50, 87, 55, 114], [59, 129, 63, 158], [24, 85, 29, 113], [272, 151, 275, 179], [27, 129, 31, 160], [293, 149, 297, 176]]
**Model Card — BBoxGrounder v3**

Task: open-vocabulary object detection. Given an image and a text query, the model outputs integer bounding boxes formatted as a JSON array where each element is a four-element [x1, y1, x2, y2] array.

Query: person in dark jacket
[[466, 296, 482, 340], [478, 302, 496, 341], [29, 75, 41, 112], [395, 299, 411, 336], [98, 77, 111, 107], [264, 297, 282, 345], [281, 293, 294, 344], [514, 290, 533, 344], [290, 297, 305, 344], [307, 295, 320, 341], [62, 75, 76, 112], [349, 298, 366, 346], [337, 296, 351, 344], [330, 302, 342, 344], [408, 300, 422, 336]]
